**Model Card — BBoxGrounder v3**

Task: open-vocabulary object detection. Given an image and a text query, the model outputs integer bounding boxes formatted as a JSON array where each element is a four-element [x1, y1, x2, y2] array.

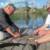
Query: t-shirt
[[45, 14, 50, 25], [0, 9, 9, 30], [0, 8, 19, 32], [45, 14, 50, 28]]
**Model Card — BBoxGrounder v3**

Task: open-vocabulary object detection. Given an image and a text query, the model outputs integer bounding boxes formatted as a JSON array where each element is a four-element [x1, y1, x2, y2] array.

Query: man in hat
[[0, 4, 21, 40], [33, 7, 50, 44]]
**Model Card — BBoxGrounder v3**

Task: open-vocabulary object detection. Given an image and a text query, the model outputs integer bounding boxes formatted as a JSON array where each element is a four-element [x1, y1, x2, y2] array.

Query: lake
[[13, 17, 45, 35], [14, 17, 45, 29]]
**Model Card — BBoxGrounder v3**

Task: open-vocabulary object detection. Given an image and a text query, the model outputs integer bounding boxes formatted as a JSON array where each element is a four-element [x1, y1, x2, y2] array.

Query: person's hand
[[33, 27, 47, 37], [33, 29, 39, 35], [13, 32, 21, 38]]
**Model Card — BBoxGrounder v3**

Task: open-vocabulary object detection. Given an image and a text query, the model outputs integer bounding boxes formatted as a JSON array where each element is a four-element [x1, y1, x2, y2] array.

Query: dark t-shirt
[[0, 8, 19, 32]]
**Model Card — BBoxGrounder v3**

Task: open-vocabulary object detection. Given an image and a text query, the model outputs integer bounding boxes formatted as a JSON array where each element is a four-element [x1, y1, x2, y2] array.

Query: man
[[0, 4, 21, 40], [33, 7, 50, 44]]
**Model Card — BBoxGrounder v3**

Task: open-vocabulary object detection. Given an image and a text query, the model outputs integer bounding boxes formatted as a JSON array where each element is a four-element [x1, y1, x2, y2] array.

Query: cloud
[[1, 2, 4, 6], [0, 2, 4, 8], [8, 0, 22, 3], [0, 2, 9, 8], [4, 2, 9, 7]]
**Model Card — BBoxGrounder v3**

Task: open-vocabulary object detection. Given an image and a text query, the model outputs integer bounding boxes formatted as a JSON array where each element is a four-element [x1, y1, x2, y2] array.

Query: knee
[[0, 31, 5, 40]]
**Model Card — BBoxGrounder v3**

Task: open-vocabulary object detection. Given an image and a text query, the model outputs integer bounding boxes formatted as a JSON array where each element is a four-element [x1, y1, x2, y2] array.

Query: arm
[[4, 26, 21, 38], [4, 14, 19, 32], [4, 13, 21, 37], [33, 24, 48, 36]]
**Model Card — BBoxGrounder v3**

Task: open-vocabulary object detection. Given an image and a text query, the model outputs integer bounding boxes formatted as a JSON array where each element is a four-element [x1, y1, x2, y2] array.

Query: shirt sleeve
[[0, 9, 9, 29], [0, 20, 9, 29]]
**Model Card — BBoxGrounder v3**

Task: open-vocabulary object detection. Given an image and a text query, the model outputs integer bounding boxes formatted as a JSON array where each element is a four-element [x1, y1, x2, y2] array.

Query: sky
[[0, 0, 48, 8]]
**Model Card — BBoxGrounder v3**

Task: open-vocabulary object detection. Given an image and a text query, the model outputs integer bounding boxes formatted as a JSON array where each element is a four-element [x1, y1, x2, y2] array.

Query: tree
[[24, 1, 31, 25]]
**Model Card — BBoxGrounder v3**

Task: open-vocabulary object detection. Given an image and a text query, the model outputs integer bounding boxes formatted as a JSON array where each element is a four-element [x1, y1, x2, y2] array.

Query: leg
[[35, 28, 50, 37], [35, 33, 50, 44], [0, 31, 10, 40]]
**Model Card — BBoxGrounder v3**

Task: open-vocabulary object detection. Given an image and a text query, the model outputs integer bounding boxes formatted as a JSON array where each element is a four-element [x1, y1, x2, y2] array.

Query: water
[[13, 17, 45, 35], [14, 17, 44, 29]]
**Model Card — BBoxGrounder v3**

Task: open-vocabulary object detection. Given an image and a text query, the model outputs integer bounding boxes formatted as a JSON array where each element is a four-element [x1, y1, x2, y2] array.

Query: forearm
[[5, 26, 15, 36], [4, 26, 21, 38], [33, 24, 48, 36]]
